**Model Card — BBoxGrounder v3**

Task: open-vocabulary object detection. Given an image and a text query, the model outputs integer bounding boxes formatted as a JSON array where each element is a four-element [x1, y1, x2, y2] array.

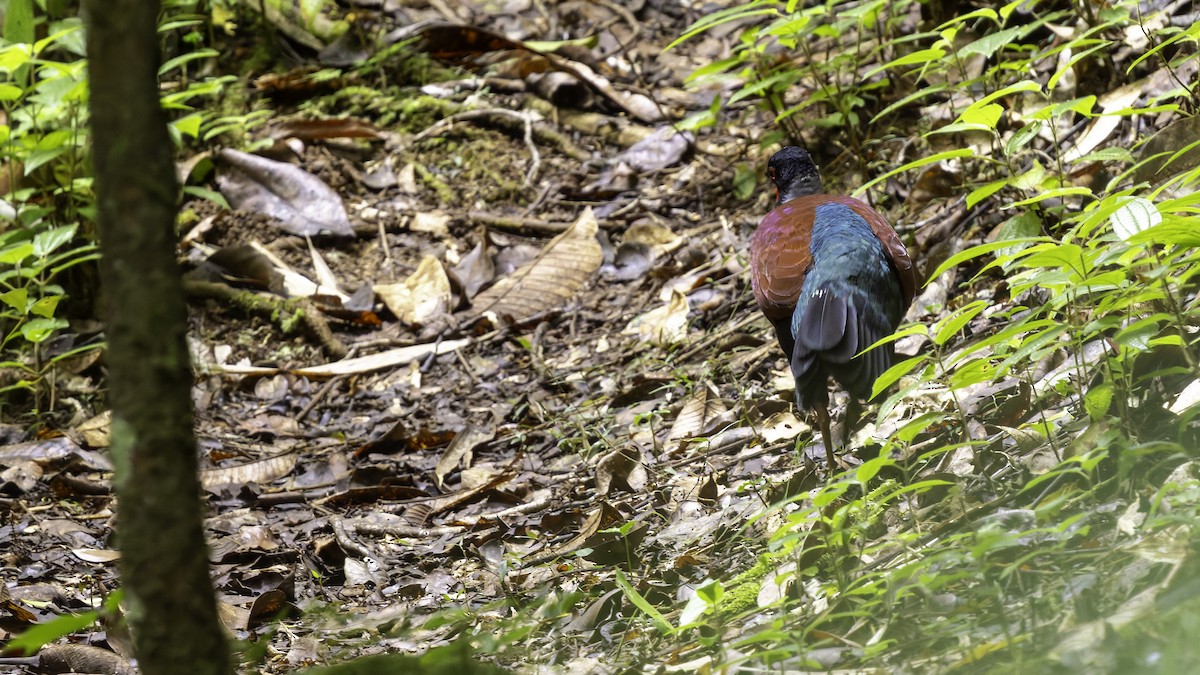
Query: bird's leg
[[815, 402, 836, 475]]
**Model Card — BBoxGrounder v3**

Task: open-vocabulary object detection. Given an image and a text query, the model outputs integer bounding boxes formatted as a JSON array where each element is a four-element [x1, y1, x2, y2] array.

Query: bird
[[749, 146, 918, 473]]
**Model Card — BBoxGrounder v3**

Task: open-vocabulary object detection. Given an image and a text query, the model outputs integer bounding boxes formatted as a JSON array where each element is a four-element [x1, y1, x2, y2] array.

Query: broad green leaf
[[159, 18, 206, 33], [680, 586, 712, 626], [29, 295, 61, 319], [171, 113, 203, 139], [1009, 161, 1048, 191], [968, 80, 1045, 111], [895, 412, 947, 444], [872, 354, 929, 398], [181, 186, 230, 209], [1114, 315, 1167, 351], [33, 224, 77, 258], [958, 26, 1026, 60], [3, 0, 35, 44], [522, 35, 598, 52], [948, 357, 995, 389], [961, 103, 1003, 130], [865, 47, 946, 78], [33, 24, 84, 56], [856, 456, 894, 484], [48, 341, 106, 366], [1004, 120, 1042, 157], [872, 83, 948, 123], [998, 324, 1068, 374], [25, 147, 72, 176], [935, 300, 989, 346], [0, 43, 34, 72], [1029, 95, 1097, 121], [696, 578, 723, 606], [0, 84, 23, 101], [732, 69, 800, 105], [1049, 43, 1110, 89], [1076, 147, 1133, 164], [1128, 219, 1200, 248], [20, 317, 67, 343], [1016, 243, 1086, 272], [967, 179, 1007, 209], [863, 323, 928, 355], [947, 320, 1046, 369], [0, 242, 34, 265], [0, 288, 28, 311], [881, 479, 956, 500], [1109, 197, 1161, 241]]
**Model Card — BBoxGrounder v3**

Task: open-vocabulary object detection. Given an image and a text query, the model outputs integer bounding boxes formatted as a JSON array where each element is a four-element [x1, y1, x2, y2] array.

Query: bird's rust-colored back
[[751, 194, 917, 320]]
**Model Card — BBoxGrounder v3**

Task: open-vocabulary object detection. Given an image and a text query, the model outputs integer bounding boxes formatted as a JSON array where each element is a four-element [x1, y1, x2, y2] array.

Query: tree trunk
[[83, 2, 232, 674]]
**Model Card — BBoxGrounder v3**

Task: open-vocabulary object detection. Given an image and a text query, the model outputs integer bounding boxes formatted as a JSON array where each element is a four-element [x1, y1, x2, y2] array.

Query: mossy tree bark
[[83, 2, 232, 674]]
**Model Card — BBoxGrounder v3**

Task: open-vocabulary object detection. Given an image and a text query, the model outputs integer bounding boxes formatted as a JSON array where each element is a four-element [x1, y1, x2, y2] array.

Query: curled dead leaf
[[374, 255, 453, 326], [623, 289, 689, 345]]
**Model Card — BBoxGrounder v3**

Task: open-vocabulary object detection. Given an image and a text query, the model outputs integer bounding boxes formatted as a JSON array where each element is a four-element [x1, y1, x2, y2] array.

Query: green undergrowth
[[624, 0, 1200, 671]]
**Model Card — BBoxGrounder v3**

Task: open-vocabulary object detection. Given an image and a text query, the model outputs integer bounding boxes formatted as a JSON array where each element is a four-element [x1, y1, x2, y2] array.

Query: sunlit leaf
[[3, 0, 34, 44], [29, 295, 60, 318], [19, 317, 66, 343], [872, 354, 928, 399], [0, 287, 29, 311], [1084, 382, 1113, 420], [0, 242, 33, 265], [967, 179, 1007, 209], [935, 300, 988, 346], [32, 224, 77, 258]]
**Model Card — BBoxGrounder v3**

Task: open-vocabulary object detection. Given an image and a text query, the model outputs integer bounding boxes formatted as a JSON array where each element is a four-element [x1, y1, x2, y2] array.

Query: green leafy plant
[[658, 0, 1200, 670], [0, 222, 99, 395]]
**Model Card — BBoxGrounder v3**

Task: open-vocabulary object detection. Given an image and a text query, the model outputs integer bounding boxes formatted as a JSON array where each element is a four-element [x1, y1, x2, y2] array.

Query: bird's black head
[[767, 146, 824, 205]]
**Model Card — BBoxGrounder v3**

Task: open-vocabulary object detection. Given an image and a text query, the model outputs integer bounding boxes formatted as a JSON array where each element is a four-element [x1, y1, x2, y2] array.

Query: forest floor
[[4, 0, 1200, 673]]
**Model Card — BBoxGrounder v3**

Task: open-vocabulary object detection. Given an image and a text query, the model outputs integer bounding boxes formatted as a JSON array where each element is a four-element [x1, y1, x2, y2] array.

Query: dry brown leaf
[[75, 411, 111, 448], [470, 208, 602, 324], [623, 289, 689, 345], [666, 384, 728, 446], [450, 231, 495, 299], [624, 219, 681, 252], [435, 425, 496, 490], [595, 446, 646, 495], [215, 149, 354, 237], [201, 452, 298, 489], [38, 644, 135, 675], [375, 255, 453, 326], [522, 501, 626, 566], [0, 436, 111, 471]]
